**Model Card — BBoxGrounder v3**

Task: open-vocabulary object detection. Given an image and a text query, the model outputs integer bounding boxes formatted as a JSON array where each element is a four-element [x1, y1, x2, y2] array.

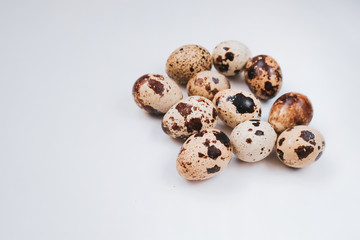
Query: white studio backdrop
[[0, 0, 359, 239]]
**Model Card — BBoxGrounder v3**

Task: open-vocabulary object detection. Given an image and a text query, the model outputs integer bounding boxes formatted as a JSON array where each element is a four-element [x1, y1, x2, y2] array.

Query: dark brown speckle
[[207, 165, 221, 174], [278, 138, 285, 146], [214, 131, 231, 148], [208, 145, 222, 159], [300, 130, 316, 145], [295, 145, 314, 160]]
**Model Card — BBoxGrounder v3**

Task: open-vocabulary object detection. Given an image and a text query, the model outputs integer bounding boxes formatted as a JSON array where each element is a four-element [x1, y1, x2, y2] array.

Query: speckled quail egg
[[269, 92, 313, 133], [244, 55, 282, 100], [212, 40, 251, 77], [187, 71, 230, 100], [162, 96, 218, 140], [230, 120, 277, 162], [166, 45, 212, 85], [132, 74, 183, 115], [212, 89, 261, 128], [276, 125, 325, 168], [177, 129, 233, 180]]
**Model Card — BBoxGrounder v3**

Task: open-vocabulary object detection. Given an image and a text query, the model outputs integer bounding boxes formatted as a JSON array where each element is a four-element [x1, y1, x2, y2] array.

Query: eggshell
[[213, 89, 261, 128], [276, 125, 325, 168], [230, 120, 277, 162], [187, 71, 230, 100], [132, 74, 183, 115], [268, 92, 313, 133], [177, 129, 233, 180], [166, 45, 212, 85], [162, 96, 218, 139], [212, 40, 251, 76], [244, 55, 282, 100]]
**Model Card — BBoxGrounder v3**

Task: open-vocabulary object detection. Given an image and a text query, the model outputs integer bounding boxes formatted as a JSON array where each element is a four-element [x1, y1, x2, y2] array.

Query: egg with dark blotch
[[177, 129, 233, 180], [244, 55, 282, 100], [212, 89, 261, 128], [276, 125, 325, 168], [162, 96, 218, 140], [268, 92, 313, 133], [132, 74, 183, 115], [166, 45, 212, 85]]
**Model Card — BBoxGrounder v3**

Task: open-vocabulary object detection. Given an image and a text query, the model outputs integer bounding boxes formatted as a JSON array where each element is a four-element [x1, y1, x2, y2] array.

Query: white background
[[0, 0, 359, 239]]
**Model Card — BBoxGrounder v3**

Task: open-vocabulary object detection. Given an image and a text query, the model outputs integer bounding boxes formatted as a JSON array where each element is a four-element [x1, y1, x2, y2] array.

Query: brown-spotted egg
[[244, 55, 282, 100], [132, 74, 183, 115], [230, 120, 277, 162], [177, 129, 232, 180], [269, 92, 313, 133], [187, 71, 230, 100], [166, 45, 212, 85], [276, 125, 325, 168], [162, 96, 218, 140], [212, 40, 251, 76], [213, 89, 261, 128]]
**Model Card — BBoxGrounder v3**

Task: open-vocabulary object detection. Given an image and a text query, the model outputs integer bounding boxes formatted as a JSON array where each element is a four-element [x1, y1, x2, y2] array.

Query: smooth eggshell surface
[[132, 74, 183, 115], [187, 71, 230, 100], [230, 120, 277, 162], [276, 125, 325, 168], [268, 92, 313, 133], [213, 89, 261, 128], [166, 45, 212, 85], [162, 96, 218, 139], [244, 55, 282, 100], [177, 129, 233, 180], [212, 40, 251, 77]]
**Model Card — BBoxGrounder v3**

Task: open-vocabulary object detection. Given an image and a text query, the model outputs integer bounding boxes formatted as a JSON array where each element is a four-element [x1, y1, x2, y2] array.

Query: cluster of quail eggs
[[132, 40, 326, 181]]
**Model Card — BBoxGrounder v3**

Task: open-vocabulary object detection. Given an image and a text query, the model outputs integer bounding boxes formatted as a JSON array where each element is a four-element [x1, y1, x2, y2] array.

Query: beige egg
[[166, 45, 212, 85], [186, 71, 230, 100], [230, 120, 277, 162], [162, 96, 218, 140], [212, 40, 251, 76], [213, 89, 261, 128], [132, 74, 183, 115], [244, 55, 282, 100], [276, 125, 325, 168], [269, 92, 313, 133], [177, 129, 233, 180]]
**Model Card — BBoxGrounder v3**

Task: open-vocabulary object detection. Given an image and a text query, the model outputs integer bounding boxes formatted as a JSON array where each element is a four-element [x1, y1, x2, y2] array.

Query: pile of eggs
[[132, 41, 325, 181]]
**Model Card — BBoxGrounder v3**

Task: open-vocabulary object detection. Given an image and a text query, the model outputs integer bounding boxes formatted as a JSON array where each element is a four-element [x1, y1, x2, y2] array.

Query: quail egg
[[276, 125, 325, 168], [177, 129, 233, 180], [230, 119, 277, 162], [213, 89, 261, 128], [166, 45, 212, 85], [162, 96, 218, 139], [212, 40, 251, 76], [244, 55, 282, 100], [269, 92, 313, 133], [132, 74, 183, 115], [187, 71, 230, 100]]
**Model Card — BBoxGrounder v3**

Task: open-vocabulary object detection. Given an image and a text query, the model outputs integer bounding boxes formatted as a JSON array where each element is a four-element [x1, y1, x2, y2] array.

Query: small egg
[[162, 96, 218, 139], [244, 55, 282, 100], [212, 40, 251, 76], [132, 74, 183, 115], [166, 45, 212, 85], [212, 89, 261, 128], [187, 71, 230, 100], [230, 120, 277, 162], [268, 92, 313, 133], [276, 126, 325, 168], [177, 129, 233, 180]]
